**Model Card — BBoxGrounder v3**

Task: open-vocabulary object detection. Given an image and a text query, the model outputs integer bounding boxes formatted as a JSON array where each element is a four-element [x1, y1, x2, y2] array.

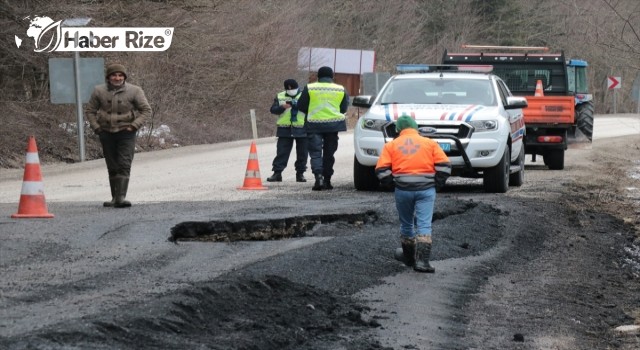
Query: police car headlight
[[468, 120, 498, 131], [362, 118, 388, 131]]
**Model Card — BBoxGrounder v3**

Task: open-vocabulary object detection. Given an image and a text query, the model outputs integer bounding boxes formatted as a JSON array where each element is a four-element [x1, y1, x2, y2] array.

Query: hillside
[[1, 0, 638, 168]]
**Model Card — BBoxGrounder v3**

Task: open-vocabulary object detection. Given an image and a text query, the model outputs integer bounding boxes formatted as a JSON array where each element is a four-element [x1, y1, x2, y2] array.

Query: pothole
[[168, 210, 379, 243]]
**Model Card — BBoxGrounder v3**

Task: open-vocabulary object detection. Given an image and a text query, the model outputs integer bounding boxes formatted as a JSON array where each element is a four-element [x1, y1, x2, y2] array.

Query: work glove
[[379, 175, 394, 186], [435, 172, 448, 191]]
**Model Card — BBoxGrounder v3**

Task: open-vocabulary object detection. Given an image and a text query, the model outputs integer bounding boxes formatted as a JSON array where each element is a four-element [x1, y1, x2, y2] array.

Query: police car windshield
[[379, 78, 496, 106]]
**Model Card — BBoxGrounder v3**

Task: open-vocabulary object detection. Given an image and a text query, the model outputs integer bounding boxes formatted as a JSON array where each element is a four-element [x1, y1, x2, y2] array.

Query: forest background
[[0, 0, 638, 168]]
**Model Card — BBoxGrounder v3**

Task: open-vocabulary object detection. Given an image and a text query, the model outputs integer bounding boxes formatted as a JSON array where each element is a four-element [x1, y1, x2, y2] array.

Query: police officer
[[297, 66, 349, 191], [375, 116, 451, 273], [86, 63, 151, 208], [266, 79, 308, 183]]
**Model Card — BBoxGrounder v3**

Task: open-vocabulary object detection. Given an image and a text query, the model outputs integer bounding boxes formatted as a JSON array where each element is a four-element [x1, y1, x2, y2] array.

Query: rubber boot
[[103, 177, 117, 207], [394, 237, 416, 267], [322, 177, 333, 190], [267, 171, 282, 182], [414, 240, 435, 273], [312, 174, 324, 191], [296, 172, 307, 182], [114, 176, 132, 208]]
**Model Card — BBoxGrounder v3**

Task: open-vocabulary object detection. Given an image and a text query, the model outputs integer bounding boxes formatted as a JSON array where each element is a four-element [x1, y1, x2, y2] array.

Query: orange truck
[[443, 45, 593, 170]]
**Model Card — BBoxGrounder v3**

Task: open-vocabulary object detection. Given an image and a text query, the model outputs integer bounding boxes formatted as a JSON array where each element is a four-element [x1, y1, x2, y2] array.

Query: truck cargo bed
[[523, 96, 575, 125]]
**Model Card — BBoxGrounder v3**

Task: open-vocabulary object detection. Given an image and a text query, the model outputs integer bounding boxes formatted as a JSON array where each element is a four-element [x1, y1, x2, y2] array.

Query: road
[[0, 113, 638, 204], [1, 113, 639, 349]]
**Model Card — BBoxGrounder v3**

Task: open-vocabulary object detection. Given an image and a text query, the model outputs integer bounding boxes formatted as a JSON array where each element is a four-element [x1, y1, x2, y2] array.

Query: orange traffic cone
[[238, 141, 268, 190], [534, 79, 544, 96], [12, 136, 54, 218]]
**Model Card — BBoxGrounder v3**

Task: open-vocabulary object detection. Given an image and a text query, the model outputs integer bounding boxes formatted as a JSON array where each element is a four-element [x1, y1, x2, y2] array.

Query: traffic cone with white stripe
[[11, 136, 54, 218], [238, 141, 268, 190], [534, 80, 544, 97]]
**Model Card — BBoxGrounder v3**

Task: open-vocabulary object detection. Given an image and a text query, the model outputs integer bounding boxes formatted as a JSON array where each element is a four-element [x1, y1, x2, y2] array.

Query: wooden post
[[250, 109, 258, 140]]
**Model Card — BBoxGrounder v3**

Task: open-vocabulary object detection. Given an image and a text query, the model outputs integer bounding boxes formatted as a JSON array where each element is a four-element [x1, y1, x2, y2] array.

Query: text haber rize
[[64, 31, 165, 49]]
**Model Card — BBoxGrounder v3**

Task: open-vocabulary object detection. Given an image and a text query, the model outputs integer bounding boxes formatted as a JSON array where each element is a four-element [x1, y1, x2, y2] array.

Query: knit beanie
[[284, 79, 298, 90], [395, 116, 418, 132], [105, 63, 127, 79], [317, 66, 334, 79]]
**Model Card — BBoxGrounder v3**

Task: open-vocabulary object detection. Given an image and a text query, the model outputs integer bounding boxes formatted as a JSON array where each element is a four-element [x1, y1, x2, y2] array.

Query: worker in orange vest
[[375, 116, 451, 273]]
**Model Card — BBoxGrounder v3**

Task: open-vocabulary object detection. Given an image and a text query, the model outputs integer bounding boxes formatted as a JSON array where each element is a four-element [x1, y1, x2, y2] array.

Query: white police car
[[352, 64, 527, 193]]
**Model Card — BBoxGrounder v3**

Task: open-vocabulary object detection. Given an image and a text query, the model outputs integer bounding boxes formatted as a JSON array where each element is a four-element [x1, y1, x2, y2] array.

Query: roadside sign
[[49, 57, 104, 162], [607, 76, 621, 89], [49, 57, 104, 104]]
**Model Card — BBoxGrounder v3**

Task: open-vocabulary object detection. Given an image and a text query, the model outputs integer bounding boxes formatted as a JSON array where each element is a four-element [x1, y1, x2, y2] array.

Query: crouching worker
[[85, 63, 152, 208], [375, 116, 451, 273]]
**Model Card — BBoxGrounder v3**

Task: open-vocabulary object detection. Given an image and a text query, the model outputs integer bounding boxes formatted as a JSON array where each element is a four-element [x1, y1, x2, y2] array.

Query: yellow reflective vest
[[276, 91, 305, 128], [306, 82, 346, 124]]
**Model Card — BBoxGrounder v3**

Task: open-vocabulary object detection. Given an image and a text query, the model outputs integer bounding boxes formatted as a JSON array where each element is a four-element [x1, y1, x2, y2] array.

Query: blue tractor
[[566, 59, 594, 141]]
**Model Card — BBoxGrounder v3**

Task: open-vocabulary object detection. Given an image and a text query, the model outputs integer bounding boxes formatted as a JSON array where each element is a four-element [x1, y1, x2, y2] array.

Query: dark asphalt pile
[[4, 275, 385, 350]]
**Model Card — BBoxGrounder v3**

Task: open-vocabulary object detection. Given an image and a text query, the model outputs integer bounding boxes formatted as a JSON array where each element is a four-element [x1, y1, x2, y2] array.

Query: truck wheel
[[575, 101, 594, 141], [544, 149, 564, 170], [509, 145, 525, 187], [483, 148, 509, 193], [353, 156, 379, 191]]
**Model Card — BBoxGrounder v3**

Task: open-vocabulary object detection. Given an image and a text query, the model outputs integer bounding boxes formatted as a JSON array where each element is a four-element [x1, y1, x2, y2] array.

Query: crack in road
[[168, 210, 379, 243], [168, 200, 483, 244]]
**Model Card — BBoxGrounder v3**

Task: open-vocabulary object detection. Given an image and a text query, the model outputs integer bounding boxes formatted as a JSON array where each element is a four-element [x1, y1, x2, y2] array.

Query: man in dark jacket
[[266, 79, 308, 183], [297, 66, 349, 190], [85, 63, 151, 208]]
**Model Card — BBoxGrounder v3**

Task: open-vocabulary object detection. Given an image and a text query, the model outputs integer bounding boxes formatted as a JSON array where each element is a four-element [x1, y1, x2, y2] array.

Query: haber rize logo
[[16, 16, 61, 52], [16, 15, 174, 52]]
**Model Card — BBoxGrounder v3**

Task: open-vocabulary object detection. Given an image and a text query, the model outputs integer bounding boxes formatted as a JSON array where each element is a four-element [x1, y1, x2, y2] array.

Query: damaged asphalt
[[1, 119, 640, 349]]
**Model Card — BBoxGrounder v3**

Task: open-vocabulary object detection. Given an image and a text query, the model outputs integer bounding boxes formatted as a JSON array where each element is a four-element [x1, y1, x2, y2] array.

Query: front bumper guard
[[382, 122, 476, 176]]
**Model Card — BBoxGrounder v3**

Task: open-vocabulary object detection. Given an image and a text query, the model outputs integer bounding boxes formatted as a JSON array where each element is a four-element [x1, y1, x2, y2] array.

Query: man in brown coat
[[85, 63, 151, 208]]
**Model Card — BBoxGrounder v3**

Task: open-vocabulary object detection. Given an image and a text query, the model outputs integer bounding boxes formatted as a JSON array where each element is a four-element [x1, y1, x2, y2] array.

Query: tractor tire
[[575, 101, 594, 141], [353, 156, 379, 191]]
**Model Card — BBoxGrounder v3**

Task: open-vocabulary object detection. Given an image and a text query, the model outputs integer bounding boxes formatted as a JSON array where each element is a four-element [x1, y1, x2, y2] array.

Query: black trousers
[[272, 137, 308, 173], [308, 132, 339, 179], [99, 130, 137, 177]]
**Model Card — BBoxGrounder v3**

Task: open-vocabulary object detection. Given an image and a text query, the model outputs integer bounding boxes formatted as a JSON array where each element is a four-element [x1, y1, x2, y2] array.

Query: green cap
[[395, 115, 418, 132]]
